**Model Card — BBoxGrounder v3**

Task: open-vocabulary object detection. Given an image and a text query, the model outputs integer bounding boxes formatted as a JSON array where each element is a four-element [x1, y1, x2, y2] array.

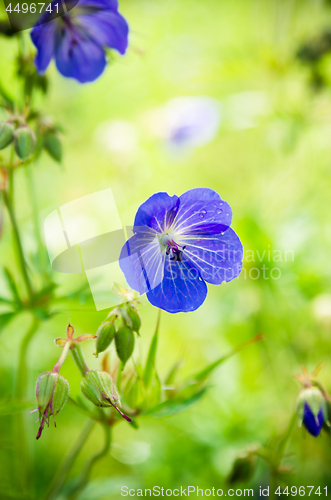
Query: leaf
[[192, 354, 231, 384], [0, 312, 16, 331], [143, 329, 158, 388], [144, 369, 162, 410], [0, 296, 14, 305], [0, 82, 14, 110], [3, 267, 21, 304], [142, 387, 207, 419], [192, 334, 264, 384]]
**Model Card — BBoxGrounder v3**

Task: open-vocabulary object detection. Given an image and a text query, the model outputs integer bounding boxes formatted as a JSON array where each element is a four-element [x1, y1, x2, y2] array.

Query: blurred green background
[[1, 0, 331, 498]]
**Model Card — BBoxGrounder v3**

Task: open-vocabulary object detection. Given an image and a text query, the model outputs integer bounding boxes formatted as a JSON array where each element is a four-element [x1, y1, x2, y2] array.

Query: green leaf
[[3, 267, 21, 304], [191, 335, 263, 384], [192, 354, 231, 384], [0, 82, 14, 110], [143, 329, 158, 388], [144, 369, 162, 410], [0, 312, 16, 331], [142, 387, 207, 419], [0, 296, 14, 305]]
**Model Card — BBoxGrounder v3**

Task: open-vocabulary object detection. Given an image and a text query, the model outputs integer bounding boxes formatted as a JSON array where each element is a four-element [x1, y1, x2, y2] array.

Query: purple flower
[[303, 402, 324, 437], [119, 188, 243, 313], [30, 0, 129, 83]]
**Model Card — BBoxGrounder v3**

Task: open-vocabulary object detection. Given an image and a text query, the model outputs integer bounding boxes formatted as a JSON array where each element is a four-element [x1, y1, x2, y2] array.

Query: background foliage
[[1, 0, 331, 498]]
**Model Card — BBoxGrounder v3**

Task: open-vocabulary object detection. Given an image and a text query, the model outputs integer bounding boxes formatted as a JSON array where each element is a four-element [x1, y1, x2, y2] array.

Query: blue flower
[[30, 0, 129, 83], [119, 188, 243, 313], [303, 402, 324, 437], [297, 386, 328, 437]]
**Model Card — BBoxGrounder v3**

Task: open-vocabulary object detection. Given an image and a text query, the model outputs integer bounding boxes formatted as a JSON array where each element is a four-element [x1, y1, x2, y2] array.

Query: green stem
[[44, 419, 95, 500], [116, 361, 123, 388], [24, 166, 48, 275], [69, 423, 112, 500], [71, 344, 89, 376], [14, 316, 40, 498], [275, 412, 297, 466], [3, 189, 34, 301], [52, 340, 72, 373], [15, 316, 40, 399]]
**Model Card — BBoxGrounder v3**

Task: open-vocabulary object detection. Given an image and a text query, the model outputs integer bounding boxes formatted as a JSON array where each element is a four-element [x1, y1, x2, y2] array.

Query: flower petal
[[77, 10, 129, 54], [72, 0, 119, 10], [54, 26, 106, 82], [134, 192, 180, 233], [119, 229, 164, 295], [180, 227, 243, 284], [173, 187, 232, 235], [146, 257, 207, 313], [303, 402, 324, 437], [31, 21, 57, 73]]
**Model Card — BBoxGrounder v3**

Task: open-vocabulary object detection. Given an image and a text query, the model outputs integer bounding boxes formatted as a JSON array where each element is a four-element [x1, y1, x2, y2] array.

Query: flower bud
[[44, 132, 62, 163], [81, 371, 131, 422], [81, 370, 120, 407], [14, 125, 36, 160], [0, 121, 14, 150], [115, 326, 135, 369], [94, 322, 116, 357], [297, 386, 328, 437], [35, 371, 69, 439], [127, 306, 141, 334]]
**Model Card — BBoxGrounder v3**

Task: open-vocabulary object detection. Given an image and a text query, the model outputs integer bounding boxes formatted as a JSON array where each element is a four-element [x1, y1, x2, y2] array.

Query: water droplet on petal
[[216, 209, 223, 214], [200, 209, 207, 214]]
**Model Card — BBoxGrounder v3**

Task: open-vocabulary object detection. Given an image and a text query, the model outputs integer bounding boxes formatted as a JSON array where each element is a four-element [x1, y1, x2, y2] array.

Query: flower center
[[159, 233, 186, 262]]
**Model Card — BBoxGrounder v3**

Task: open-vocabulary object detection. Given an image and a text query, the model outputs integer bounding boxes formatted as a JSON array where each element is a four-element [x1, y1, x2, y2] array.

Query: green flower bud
[[35, 371, 69, 440], [44, 132, 62, 163], [81, 371, 131, 422], [115, 326, 135, 369], [94, 322, 116, 357], [14, 125, 36, 160], [127, 307, 141, 334], [81, 370, 119, 407], [0, 122, 14, 150]]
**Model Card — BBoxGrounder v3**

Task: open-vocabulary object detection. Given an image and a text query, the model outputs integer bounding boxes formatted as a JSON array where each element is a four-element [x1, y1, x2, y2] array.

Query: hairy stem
[[3, 189, 34, 301], [44, 419, 95, 500]]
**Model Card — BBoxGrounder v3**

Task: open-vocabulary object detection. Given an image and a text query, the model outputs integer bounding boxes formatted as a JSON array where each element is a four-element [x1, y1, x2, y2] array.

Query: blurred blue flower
[[31, 0, 129, 83], [147, 97, 221, 153], [302, 402, 324, 437], [120, 188, 243, 313]]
